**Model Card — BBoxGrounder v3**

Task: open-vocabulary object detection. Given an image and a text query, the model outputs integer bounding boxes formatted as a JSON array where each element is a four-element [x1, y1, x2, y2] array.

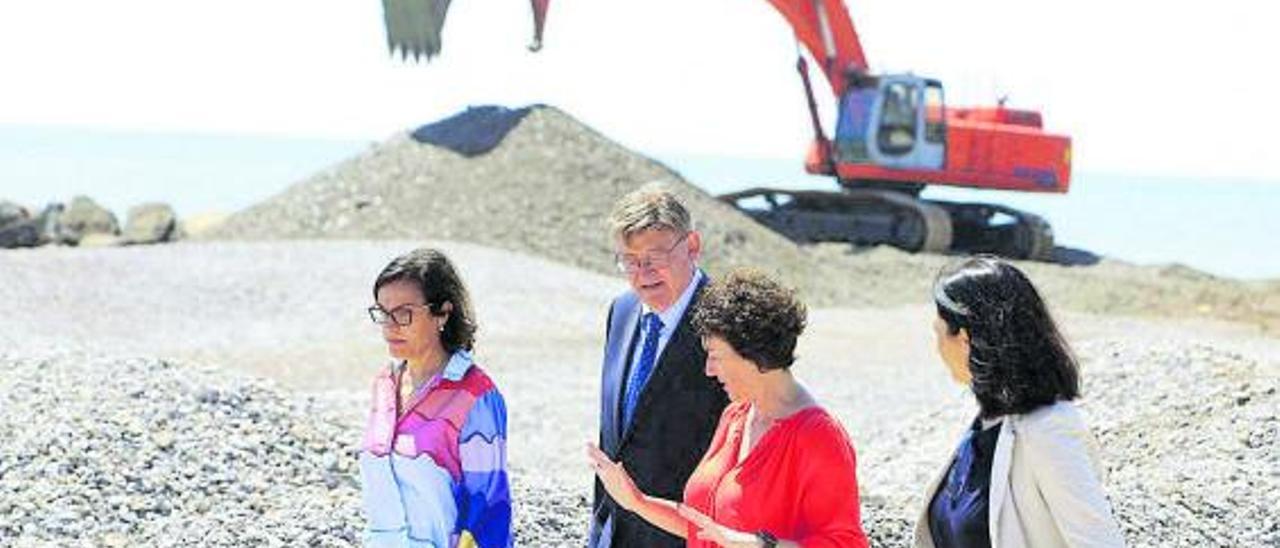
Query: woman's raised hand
[[586, 443, 643, 511]]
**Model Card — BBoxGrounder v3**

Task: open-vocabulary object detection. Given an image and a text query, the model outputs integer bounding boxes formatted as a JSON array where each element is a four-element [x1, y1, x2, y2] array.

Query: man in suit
[[588, 184, 730, 548]]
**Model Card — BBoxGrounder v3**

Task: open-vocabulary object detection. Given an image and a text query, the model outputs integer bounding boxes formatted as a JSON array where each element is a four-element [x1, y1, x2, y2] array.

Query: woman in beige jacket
[[917, 257, 1125, 548]]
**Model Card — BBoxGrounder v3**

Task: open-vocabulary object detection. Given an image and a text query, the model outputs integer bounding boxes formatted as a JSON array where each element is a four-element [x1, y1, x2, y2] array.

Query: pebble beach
[[2, 106, 1277, 546]]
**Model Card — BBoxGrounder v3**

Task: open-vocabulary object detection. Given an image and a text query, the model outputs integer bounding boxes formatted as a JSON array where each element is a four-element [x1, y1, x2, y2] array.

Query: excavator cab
[[741, 62, 1058, 260], [835, 74, 945, 172]]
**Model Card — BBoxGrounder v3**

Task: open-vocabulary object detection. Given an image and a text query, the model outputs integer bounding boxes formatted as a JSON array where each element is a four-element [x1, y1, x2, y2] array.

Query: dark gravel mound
[[410, 105, 537, 157]]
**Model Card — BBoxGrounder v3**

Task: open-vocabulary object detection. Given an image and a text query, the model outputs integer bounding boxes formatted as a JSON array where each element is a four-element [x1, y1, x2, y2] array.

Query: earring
[[438, 322, 446, 333]]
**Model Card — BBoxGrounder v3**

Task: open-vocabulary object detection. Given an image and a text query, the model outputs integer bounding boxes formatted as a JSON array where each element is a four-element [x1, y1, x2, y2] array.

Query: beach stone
[[0, 202, 70, 248], [101, 531, 129, 547], [0, 200, 29, 227], [122, 202, 182, 245], [60, 196, 119, 243], [0, 218, 42, 248]]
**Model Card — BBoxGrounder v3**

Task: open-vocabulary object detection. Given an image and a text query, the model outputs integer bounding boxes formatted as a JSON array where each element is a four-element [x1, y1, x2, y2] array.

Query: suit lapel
[[617, 279, 707, 450], [987, 418, 1016, 548], [601, 295, 642, 454]]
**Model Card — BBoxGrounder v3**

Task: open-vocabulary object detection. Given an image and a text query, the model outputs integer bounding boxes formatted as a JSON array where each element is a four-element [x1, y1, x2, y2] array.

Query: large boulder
[[122, 203, 183, 245], [0, 222, 42, 248], [0, 203, 69, 248], [60, 196, 119, 244], [0, 200, 28, 228], [0, 200, 39, 248]]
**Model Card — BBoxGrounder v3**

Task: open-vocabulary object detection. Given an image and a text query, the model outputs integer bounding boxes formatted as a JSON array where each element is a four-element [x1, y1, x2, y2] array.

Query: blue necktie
[[623, 313, 663, 430]]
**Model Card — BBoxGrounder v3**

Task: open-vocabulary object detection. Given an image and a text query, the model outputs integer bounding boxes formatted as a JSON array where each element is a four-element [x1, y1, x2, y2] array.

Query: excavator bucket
[[380, 0, 550, 61], [382, 0, 451, 60]]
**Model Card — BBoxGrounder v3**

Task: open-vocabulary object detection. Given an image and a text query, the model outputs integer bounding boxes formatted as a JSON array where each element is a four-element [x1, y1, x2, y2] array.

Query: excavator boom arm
[[382, 0, 866, 96], [765, 0, 868, 95]]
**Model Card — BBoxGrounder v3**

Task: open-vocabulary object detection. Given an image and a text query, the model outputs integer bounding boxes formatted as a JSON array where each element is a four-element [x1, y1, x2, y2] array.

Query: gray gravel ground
[[0, 351, 590, 547], [0, 352, 361, 547], [2, 240, 1277, 546]]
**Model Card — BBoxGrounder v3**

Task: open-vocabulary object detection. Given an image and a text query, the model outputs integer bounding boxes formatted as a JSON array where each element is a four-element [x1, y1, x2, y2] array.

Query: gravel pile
[[205, 105, 844, 303], [205, 105, 1279, 332]]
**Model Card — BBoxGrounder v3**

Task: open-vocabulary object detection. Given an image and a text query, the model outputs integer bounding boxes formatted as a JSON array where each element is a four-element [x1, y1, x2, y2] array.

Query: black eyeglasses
[[368, 303, 431, 327], [614, 233, 689, 274]]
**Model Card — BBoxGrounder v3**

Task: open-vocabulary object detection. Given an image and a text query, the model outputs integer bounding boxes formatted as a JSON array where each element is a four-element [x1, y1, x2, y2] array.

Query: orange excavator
[[382, 0, 1070, 260]]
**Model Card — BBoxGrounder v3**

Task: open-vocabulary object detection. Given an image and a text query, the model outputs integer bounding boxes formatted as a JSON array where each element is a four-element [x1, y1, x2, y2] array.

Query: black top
[[410, 105, 536, 156], [929, 417, 1003, 548]]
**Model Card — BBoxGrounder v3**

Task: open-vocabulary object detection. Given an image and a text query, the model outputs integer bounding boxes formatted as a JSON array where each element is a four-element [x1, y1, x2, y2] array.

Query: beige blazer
[[914, 401, 1126, 548]]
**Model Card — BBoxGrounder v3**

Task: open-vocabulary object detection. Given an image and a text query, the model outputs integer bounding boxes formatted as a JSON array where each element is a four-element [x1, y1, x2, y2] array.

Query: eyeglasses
[[614, 233, 689, 274], [368, 303, 430, 327]]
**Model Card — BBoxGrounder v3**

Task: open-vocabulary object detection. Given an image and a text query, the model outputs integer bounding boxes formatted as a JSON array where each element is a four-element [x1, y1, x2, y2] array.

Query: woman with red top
[[588, 268, 868, 548]]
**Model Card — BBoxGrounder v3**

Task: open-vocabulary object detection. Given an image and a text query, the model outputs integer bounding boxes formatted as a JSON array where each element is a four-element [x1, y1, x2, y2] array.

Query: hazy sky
[[1, 0, 1276, 179]]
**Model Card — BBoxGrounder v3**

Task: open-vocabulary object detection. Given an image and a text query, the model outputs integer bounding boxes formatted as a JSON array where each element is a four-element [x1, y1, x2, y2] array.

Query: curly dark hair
[[691, 268, 807, 372], [373, 248, 477, 353], [934, 256, 1079, 418]]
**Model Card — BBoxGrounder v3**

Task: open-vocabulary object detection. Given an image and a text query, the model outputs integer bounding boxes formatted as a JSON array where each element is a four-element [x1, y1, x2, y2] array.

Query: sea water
[[2, 126, 1276, 280]]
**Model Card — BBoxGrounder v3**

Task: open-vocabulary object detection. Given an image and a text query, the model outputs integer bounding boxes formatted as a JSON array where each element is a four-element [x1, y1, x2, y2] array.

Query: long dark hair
[[934, 256, 1079, 417], [373, 248, 477, 352]]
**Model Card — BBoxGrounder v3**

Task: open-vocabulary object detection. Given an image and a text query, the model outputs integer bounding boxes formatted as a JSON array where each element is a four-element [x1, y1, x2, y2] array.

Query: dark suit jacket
[[590, 276, 730, 547]]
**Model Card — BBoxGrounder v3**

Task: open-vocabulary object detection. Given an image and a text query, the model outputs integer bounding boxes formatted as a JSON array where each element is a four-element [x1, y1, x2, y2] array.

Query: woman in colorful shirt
[[361, 248, 512, 548], [588, 268, 868, 548]]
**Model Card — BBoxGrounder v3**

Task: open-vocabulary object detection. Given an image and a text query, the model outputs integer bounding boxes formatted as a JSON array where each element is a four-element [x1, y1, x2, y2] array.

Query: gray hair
[[608, 182, 693, 240]]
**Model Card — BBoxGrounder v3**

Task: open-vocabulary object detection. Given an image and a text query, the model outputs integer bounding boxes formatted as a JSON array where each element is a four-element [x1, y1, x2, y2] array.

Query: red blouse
[[682, 401, 868, 548]]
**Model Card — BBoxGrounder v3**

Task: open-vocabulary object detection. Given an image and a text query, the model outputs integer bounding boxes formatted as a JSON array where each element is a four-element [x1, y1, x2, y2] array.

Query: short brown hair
[[608, 182, 692, 240], [373, 248, 478, 352], [692, 268, 807, 372]]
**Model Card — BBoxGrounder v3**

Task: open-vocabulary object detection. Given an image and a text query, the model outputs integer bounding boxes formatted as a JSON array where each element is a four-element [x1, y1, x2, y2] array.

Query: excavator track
[[718, 188, 1055, 261], [858, 189, 953, 253], [931, 201, 1055, 261], [718, 187, 952, 253], [1012, 211, 1055, 261]]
